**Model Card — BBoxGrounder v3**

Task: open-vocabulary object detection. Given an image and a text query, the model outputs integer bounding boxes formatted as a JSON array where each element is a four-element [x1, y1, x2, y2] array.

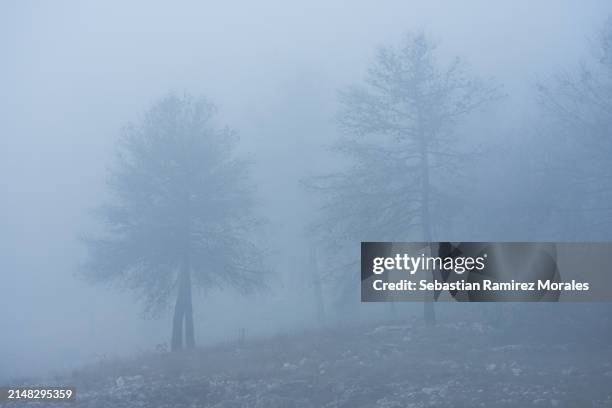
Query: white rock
[[115, 376, 126, 387]]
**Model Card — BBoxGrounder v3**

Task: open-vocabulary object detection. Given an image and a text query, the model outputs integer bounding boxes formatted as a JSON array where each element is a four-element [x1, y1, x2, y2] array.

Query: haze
[[1, 0, 611, 381]]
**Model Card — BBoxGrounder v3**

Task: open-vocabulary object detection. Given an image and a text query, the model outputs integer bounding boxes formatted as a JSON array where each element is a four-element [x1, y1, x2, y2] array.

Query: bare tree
[[82, 94, 266, 351], [537, 18, 612, 238], [313, 33, 500, 324]]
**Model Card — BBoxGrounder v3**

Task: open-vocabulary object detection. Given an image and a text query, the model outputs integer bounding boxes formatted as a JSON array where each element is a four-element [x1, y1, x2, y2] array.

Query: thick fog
[[2, 0, 612, 382]]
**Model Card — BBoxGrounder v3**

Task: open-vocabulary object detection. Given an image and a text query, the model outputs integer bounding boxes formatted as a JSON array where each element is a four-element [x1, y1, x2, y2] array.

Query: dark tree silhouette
[[83, 94, 266, 351], [312, 33, 500, 324]]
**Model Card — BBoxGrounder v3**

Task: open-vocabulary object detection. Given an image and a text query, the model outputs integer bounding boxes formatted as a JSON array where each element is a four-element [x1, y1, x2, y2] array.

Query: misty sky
[[2, 0, 612, 380]]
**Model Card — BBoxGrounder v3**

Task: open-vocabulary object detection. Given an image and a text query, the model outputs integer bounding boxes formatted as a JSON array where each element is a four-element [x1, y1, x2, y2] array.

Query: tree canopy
[[83, 94, 266, 349]]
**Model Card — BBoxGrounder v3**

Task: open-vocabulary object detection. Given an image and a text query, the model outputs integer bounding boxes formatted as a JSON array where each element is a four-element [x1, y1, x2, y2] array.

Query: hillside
[[5, 311, 612, 408]]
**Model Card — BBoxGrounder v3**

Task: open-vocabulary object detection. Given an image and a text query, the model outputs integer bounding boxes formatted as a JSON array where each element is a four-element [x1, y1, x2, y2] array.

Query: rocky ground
[[4, 308, 612, 408]]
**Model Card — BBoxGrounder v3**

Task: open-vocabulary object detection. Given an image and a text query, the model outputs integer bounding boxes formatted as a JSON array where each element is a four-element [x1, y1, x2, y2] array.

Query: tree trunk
[[310, 246, 326, 326], [420, 143, 436, 326], [171, 274, 185, 351], [170, 260, 196, 351], [183, 262, 195, 349]]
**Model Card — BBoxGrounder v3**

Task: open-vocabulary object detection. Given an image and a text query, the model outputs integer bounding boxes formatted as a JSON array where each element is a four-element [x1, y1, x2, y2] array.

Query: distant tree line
[[83, 21, 612, 350]]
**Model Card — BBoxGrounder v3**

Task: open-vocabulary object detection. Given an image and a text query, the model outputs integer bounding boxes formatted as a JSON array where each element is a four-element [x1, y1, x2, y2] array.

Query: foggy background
[[2, 0, 612, 381]]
